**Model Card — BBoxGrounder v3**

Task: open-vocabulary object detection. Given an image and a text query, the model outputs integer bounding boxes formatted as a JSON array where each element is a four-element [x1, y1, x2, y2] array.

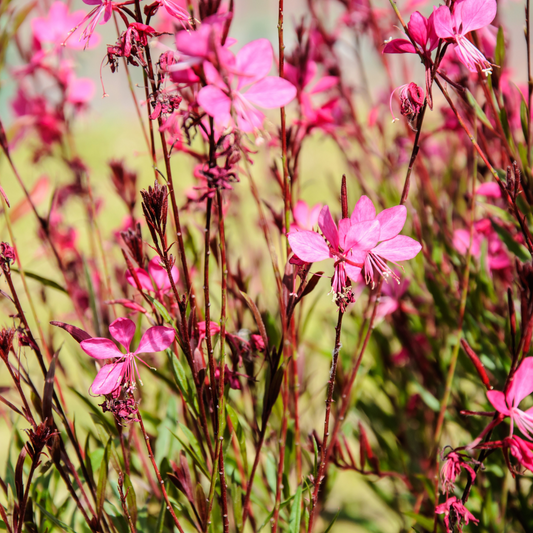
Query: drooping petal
[[91, 362, 125, 395], [344, 261, 362, 281], [454, 0, 497, 35], [81, 338, 123, 360], [135, 326, 175, 354], [288, 230, 330, 263], [235, 38, 273, 89], [486, 390, 510, 415], [376, 205, 407, 241], [197, 86, 232, 127], [350, 196, 376, 223], [433, 5, 455, 39], [507, 357, 533, 408], [344, 220, 381, 252], [126, 268, 154, 292], [382, 39, 417, 54], [148, 256, 178, 291], [109, 317, 136, 351], [243, 77, 297, 109], [407, 11, 429, 48], [371, 235, 422, 261], [318, 206, 339, 250]]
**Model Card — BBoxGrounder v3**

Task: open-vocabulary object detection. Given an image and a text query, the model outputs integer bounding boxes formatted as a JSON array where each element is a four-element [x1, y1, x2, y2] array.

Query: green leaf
[[123, 473, 138, 527], [167, 351, 194, 406], [521, 98, 530, 143], [411, 382, 440, 412], [323, 509, 341, 533], [226, 404, 248, 472], [97, 439, 111, 520], [494, 26, 505, 67], [170, 424, 209, 477], [491, 220, 531, 262], [233, 484, 243, 533], [147, 294, 172, 324], [288, 486, 303, 533], [465, 90, 493, 131], [10, 268, 67, 293], [403, 511, 435, 531], [35, 502, 77, 533]]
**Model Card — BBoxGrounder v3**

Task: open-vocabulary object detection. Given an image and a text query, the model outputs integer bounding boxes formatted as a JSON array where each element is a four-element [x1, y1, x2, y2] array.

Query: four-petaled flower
[[197, 38, 297, 133], [433, 0, 497, 74], [81, 317, 175, 395], [126, 256, 179, 299], [487, 357, 533, 439]]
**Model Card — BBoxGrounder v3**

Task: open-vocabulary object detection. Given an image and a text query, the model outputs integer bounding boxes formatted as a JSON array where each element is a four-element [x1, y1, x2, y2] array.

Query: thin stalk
[[308, 309, 344, 533], [136, 409, 186, 533], [527, 0, 532, 168]]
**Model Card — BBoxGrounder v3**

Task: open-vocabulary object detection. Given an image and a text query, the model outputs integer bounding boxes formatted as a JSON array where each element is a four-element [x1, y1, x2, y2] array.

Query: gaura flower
[[290, 200, 323, 232], [126, 256, 179, 299], [197, 38, 297, 133], [433, 0, 497, 74], [383, 11, 438, 58], [505, 435, 533, 473], [487, 357, 533, 439], [81, 317, 175, 395], [435, 496, 479, 532]]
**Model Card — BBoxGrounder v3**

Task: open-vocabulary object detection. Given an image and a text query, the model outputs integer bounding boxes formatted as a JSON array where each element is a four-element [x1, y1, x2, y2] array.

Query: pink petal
[[235, 38, 273, 89], [383, 39, 417, 54], [476, 182, 501, 198], [235, 103, 264, 132], [407, 11, 428, 47], [81, 338, 123, 360], [433, 5, 455, 39], [455, 0, 497, 34], [375, 296, 399, 319], [350, 196, 376, 223], [507, 357, 533, 408], [345, 220, 381, 252], [91, 362, 125, 395], [310, 76, 338, 94], [203, 61, 227, 90], [486, 390, 510, 415], [288, 231, 330, 263], [338, 219, 351, 249], [135, 326, 175, 354], [318, 206, 339, 250], [197, 86, 232, 127], [126, 268, 154, 292], [344, 262, 362, 281], [293, 200, 310, 228], [372, 235, 422, 261], [244, 77, 297, 109], [376, 205, 406, 241], [148, 256, 178, 291], [109, 317, 136, 351]]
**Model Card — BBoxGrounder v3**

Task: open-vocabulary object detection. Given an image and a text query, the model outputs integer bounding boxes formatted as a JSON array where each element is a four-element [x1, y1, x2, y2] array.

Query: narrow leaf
[[288, 486, 303, 533], [491, 220, 531, 262], [97, 439, 111, 520], [10, 268, 67, 294]]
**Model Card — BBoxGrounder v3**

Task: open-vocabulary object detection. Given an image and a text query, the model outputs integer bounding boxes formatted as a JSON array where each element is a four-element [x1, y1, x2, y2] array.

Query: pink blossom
[[487, 357, 533, 439], [197, 39, 297, 133], [433, 0, 497, 74], [80, 317, 175, 395], [383, 11, 438, 58], [435, 496, 479, 532], [290, 200, 323, 232], [66, 0, 114, 47], [375, 274, 409, 319], [66, 76, 96, 106], [32, 1, 100, 50], [198, 320, 221, 343], [505, 435, 533, 473], [157, 0, 190, 27], [476, 182, 501, 198], [126, 256, 179, 299], [440, 451, 476, 492]]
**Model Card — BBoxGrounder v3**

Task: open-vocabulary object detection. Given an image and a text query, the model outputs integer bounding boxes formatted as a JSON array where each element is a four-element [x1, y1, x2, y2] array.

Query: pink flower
[[197, 39, 297, 132], [157, 0, 190, 27], [290, 200, 323, 232], [350, 196, 422, 287], [66, 76, 96, 106], [31, 1, 100, 50], [383, 11, 438, 58], [126, 256, 179, 299], [66, 0, 114, 47], [435, 496, 479, 532], [375, 274, 409, 319], [505, 435, 533, 473], [440, 451, 476, 492], [487, 357, 533, 439], [433, 0, 497, 74], [81, 318, 175, 395]]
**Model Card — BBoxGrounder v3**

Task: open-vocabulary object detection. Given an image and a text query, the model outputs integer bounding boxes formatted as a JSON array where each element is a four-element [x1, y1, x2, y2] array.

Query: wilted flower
[[435, 496, 479, 532]]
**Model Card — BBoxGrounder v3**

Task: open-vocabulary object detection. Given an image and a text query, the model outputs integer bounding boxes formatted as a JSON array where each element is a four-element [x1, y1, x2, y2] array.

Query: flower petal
[[455, 0, 497, 34], [318, 206, 339, 250], [345, 220, 381, 252], [507, 357, 533, 408], [148, 256, 179, 291], [288, 230, 330, 263], [126, 268, 154, 292], [235, 38, 273, 89], [486, 390, 510, 415], [197, 86, 232, 127], [433, 5, 455, 39], [382, 39, 417, 54], [109, 317, 136, 351], [135, 326, 175, 354], [350, 196, 376, 223], [91, 362, 125, 395], [376, 205, 406, 241], [243, 77, 297, 109], [372, 235, 422, 261], [407, 11, 429, 48], [81, 338, 122, 360]]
